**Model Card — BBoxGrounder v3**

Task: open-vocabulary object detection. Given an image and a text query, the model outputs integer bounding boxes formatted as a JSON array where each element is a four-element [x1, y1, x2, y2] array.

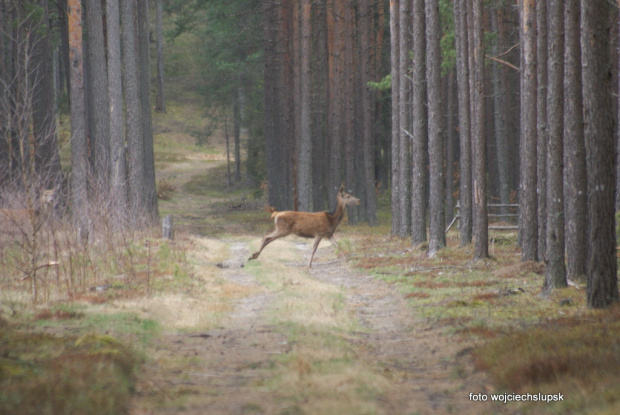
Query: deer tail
[[264, 206, 278, 219]]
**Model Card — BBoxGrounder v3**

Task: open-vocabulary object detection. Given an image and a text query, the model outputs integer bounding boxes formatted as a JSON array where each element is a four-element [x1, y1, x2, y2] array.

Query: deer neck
[[328, 200, 346, 227]]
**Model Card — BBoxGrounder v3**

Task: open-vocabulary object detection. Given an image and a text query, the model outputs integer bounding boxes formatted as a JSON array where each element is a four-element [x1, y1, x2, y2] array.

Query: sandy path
[[129, 237, 502, 415]]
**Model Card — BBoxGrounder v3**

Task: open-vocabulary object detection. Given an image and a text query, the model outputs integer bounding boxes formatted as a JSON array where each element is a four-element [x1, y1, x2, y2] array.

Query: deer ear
[[339, 185, 345, 193]]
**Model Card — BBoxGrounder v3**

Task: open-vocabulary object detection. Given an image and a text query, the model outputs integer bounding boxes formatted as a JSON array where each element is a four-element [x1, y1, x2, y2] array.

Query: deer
[[249, 185, 360, 268]]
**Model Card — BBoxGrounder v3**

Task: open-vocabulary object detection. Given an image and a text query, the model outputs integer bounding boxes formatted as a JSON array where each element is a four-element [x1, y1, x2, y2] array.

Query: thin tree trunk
[[472, 0, 487, 259], [155, 0, 166, 113], [84, 0, 110, 192], [359, 0, 377, 225], [121, 0, 145, 218], [138, 0, 159, 221], [106, 0, 128, 221], [298, 0, 312, 211], [68, 0, 89, 237], [389, 0, 400, 234], [536, 0, 547, 261], [453, 0, 472, 246], [519, 0, 538, 261], [412, 0, 428, 245], [564, 0, 586, 281], [426, 0, 445, 255], [543, 0, 567, 293]]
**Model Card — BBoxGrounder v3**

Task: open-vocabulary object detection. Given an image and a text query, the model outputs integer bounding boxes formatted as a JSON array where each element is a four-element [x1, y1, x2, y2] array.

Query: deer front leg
[[307, 235, 324, 268], [249, 229, 286, 261]]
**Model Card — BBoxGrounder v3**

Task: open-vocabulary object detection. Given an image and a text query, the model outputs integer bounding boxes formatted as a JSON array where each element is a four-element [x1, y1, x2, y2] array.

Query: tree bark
[[412, 0, 428, 245], [389, 0, 400, 234], [121, 0, 145, 219], [563, 0, 586, 282], [536, 0, 547, 261], [84, 0, 110, 192], [68, 0, 89, 237], [106, 0, 128, 221], [581, 0, 618, 308], [426, 0, 445, 255], [543, 0, 567, 293], [519, 0, 538, 261], [138, 0, 159, 221], [155, 0, 166, 113], [453, 0, 472, 246], [297, 0, 312, 212], [471, 0, 487, 259]]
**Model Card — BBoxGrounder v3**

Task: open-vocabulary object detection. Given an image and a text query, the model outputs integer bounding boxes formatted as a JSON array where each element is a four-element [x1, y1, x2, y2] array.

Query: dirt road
[[129, 236, 498, 415]]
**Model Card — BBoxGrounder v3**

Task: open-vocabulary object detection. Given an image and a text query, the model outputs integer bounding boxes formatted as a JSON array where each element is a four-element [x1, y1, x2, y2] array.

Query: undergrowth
[[346, 229, 620, 415], [0, 317, 142, 415]]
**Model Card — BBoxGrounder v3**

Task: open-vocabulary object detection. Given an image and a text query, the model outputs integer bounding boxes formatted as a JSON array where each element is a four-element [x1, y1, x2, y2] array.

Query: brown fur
[[249, 185, 360, 267]]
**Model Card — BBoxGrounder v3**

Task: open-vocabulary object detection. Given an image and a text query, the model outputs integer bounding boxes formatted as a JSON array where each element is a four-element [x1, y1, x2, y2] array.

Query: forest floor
[[127, 152, 500, 415]]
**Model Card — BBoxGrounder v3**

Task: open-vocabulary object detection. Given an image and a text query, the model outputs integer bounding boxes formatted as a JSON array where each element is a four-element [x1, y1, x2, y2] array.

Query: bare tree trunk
[[543, 0, 567, 293], [155, 0, 166, 113], [84, 0, 110, 192], [536, 0, 547, 261], [581, 0, 618, 308], [32, 0, 61, 188], [359, 0, 377, 226], [519, 0, 538, 261], [426, 0, 445, 255], [412, 0, 428, 245], [564, 0, 586, 281], [68, 0, 89, 237], [389, 0, 400, 234], [453, 0, 472, 246], [121, 0, 145, 218], [298, 0, 313, 211], [106, 0, 128, 221], [472, 0, 487, 259], [397, 0, 411, 236], [138, 0, 159, 222]]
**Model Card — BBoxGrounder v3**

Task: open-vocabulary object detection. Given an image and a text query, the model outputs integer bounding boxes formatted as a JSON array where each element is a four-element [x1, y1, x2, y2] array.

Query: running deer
[[249, 185, 360, 268]]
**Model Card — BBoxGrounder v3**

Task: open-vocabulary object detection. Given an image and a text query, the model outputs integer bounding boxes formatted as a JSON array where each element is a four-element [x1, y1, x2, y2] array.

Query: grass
[[342, 228, 620, 415], [0, 317, 141, 415]]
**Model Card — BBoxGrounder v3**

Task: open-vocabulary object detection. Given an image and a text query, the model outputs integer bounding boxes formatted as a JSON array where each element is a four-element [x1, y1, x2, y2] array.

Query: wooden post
[[162, 215, 174, 240]]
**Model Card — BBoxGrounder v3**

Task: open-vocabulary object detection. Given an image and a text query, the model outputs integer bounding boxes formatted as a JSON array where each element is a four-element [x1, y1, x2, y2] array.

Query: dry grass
[[344, 228, 619, 415]]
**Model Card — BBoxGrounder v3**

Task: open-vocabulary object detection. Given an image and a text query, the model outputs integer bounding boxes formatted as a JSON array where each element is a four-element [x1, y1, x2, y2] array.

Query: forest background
[[0, 0, 618, 308]]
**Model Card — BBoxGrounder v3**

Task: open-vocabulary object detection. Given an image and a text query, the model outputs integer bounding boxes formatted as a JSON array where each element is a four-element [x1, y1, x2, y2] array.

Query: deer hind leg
[[307, 235, 324, 268], [249, 226, 290, 261]]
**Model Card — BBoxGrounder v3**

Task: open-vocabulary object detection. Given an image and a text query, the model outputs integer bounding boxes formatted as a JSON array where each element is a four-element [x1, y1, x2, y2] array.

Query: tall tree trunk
[[121, 0, 145, 218], [106, 0, 128, 220], [297, 0, 312, 212], [359, 0, 377, 226], [581, 0, 618, 308], [472, 0, 487, 259], [84, 0, 110, 193], [155, 0, 166, 113], [68, 0, 89, 237], [519, 0, 538, 261], [543, 0, 567, 293], [138, 0, 159, 221], [389, 0, 401, 234], [563, 0, 586, 281], [453, 0, 472, 246], [536, 0, 547, 261], [412, 0, 428, 245], [426, 0, 445, 255], [32, 0, 61, 188], [397, 0, 411, 236]]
